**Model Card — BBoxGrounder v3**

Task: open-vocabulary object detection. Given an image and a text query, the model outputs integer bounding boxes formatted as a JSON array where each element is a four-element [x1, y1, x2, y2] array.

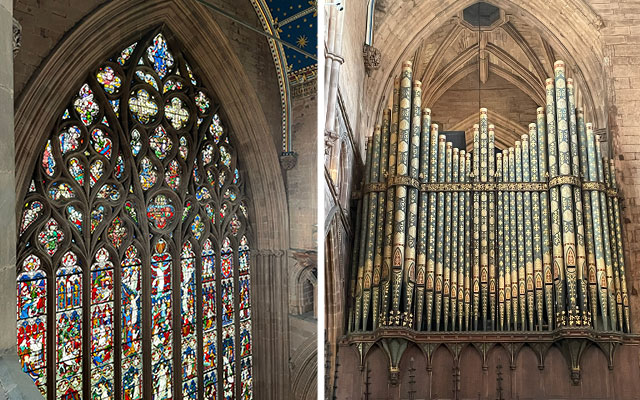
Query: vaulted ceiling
[[379, 2, 599, 150]]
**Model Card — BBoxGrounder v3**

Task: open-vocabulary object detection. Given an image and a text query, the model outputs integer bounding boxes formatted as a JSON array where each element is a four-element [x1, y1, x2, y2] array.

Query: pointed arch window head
[[17, 29, 253, 400]]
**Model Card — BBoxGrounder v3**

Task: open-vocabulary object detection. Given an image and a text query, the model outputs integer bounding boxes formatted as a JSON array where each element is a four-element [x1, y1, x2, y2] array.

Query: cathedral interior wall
[[327, 0, 640, 398], [6, 0, 316, 398]]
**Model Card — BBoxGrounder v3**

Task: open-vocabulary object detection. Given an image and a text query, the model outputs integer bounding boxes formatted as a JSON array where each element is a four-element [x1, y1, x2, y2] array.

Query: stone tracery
[[16, 29, 253, 400]]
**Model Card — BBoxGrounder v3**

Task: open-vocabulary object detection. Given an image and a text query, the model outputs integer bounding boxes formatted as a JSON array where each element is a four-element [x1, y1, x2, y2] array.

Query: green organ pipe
[[349, 60, 630, 334]]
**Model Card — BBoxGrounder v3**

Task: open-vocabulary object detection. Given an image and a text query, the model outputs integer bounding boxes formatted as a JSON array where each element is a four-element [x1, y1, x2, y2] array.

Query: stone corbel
[[279, 151, 298, 170], [363, 44, 381, 76], [379, 338, 408, 386]]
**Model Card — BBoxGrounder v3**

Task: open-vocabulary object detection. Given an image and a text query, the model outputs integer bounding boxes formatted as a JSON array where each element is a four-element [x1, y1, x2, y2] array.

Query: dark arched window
[[17, 29, 253, 400]]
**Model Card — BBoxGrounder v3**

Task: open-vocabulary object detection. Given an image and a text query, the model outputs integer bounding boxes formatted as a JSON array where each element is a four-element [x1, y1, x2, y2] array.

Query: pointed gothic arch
[[14, 1, 291, 399]]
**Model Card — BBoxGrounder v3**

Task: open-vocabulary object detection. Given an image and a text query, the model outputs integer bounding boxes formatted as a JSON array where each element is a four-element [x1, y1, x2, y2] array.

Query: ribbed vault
[[366, 0, 605, 148]]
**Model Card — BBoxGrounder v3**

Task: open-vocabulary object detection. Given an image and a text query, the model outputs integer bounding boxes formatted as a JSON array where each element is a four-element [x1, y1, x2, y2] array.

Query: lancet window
[[17, 29, 253, 400]]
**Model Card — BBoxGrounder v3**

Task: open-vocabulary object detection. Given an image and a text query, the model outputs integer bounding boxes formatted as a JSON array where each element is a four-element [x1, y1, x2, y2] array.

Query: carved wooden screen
[[16, 29, 253, 400]]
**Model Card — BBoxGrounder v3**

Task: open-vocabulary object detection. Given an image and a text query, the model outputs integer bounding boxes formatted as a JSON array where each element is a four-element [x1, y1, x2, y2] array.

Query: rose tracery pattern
[[18, 30, 252, 400]]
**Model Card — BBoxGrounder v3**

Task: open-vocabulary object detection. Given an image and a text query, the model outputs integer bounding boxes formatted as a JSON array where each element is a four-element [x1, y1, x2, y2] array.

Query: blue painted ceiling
[[267, 0, 317, 78]]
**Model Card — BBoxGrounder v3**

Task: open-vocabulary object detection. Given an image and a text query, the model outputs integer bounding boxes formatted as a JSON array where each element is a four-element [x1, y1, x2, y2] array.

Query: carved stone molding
[[363, 44, 381, 76], [279, 151, 298, 170], [255, 249, 286, 258], [13, 18, 21, 58], [325, 129, 339, 156]]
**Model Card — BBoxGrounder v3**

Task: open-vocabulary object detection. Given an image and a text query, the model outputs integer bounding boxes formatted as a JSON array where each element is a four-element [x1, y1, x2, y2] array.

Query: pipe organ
[[350, 60, 630, 333]]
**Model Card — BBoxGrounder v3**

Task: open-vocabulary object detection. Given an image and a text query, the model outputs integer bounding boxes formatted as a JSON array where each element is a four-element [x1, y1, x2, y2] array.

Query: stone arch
[[364, 0, 605, 139], [290, 336, 318, 400], [290, 257, 318, 316], [12, 0, 290, 397], [14, 0, 288, 251]]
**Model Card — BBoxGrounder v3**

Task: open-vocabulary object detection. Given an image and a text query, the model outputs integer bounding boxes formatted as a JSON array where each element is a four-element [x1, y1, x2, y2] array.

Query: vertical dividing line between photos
[[317, 2, 326, 400]]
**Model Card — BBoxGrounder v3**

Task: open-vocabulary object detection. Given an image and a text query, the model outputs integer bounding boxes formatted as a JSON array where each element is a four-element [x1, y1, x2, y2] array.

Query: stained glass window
[[17, 30, 252, 400]]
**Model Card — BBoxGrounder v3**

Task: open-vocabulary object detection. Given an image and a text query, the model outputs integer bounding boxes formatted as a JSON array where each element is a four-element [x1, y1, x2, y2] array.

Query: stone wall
[[590, 0, 640, 333], [336, 0, 368, 154], [430, 72, 538, 143], [13, 0, 283, 153]]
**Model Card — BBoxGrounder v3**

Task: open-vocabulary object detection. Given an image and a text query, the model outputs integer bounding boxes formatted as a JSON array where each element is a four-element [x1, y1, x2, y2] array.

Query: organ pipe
[[350, 60, 630, 333]]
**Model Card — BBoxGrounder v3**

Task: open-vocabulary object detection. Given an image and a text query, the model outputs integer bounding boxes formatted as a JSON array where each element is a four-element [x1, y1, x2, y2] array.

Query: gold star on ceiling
[[296, 35, 308, 48]]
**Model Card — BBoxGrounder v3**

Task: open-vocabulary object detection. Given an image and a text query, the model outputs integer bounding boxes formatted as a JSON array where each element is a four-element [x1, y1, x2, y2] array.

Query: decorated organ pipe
[[537, 107, 555, 330], [349, 60, 630, 333]]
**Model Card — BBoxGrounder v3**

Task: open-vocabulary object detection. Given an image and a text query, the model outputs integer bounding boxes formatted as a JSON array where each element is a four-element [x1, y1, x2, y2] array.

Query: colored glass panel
[[147, 34, 174, 79], [17, 255, 47, 395], [18, 30, 252, 400], [56, 252, 82, 400], [122, 245, 142, 400], [91, 128, 112, 159], [90, 248, 114, 400], [149, 126, 172, 160], [74, 83, 99, 126], [151, 239, 172, 399], [59, 126, 83, 155]]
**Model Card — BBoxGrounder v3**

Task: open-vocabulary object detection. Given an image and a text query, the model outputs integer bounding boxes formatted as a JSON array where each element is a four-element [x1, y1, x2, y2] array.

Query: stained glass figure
[[20, 201, 44, 235], [89, 159, 104, 188], [149, 126, 172, 160], [89, 248, 114, 400], [222, 325, 235, 400], [97, 66, 122, 94], [139, 157, 158, 190], [181, 241, 197, 398], [122, 245, 142, 400], [48, 182, 75, 201], [59, 126, 83, 155], [38, 219, 64, 256], [135, 70, 159, 90], [147, 194, 175, 230], [164, 79, 184, 93], [147, 34, 174, 79], [165, 160, 182, 190], [117, 43, 137, 65], [17, 256, 47, 395], [91, 128, 112, 159], [66, 206, 83, 232], [42, 140, 56, 177], [56, 252, 83, 399], [130, 129, 142, 157], [74, 83, 100, 126], [68, 158, 84, 185], [18, 29, 252, 400]]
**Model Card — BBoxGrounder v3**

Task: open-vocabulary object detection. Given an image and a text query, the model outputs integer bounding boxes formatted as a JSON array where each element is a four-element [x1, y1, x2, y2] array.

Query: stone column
[[0, 6, 44, 398], [253, 250, 291, 400]]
